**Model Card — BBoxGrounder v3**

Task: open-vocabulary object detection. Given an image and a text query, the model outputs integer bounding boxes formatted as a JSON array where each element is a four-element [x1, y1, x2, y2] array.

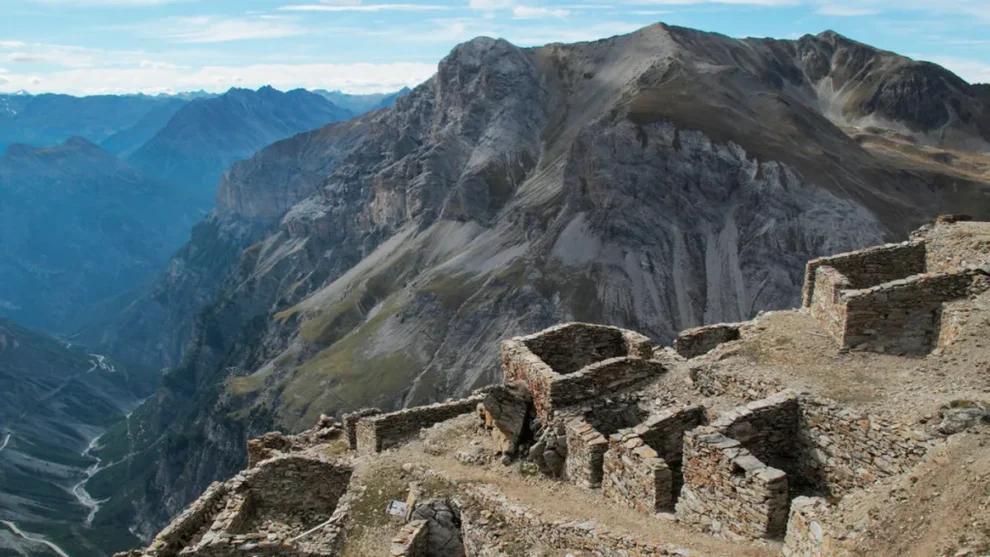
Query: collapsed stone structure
[[803, 239, 990, 354], [122, 218, 988, 556]]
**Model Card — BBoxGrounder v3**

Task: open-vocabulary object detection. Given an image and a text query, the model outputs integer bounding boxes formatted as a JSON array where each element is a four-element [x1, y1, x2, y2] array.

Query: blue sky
[[0, 0, 988, 95]]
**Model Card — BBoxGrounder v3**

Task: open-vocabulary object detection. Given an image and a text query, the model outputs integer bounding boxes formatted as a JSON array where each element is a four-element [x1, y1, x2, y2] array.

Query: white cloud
[[468, 0, 513, 9], [816, 4, 878, 15], [279, 3, 448, 11], [0, 61, 437, 95], [29, 0, 188, 5], [512, 5, 571, 18], [139, 16, 309, 43], [919, 55, 990, 84], [0, 41, 27, 49]]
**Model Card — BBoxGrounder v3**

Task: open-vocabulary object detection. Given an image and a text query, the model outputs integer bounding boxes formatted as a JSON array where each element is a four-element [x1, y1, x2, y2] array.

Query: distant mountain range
[[126, 86, 354, 209], [313, 87, 410, 114], [0, 93, 184, 152], [0, 86, 409, 334]]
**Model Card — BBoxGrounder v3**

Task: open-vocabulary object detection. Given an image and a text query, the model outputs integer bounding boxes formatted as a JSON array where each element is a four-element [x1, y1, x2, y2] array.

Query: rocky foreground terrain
[[83, 24, 990, 545]]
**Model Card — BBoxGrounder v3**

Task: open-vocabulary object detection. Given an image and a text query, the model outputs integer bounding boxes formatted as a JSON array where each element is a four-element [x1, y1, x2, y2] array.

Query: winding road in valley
[[0, 520, 71, 557]]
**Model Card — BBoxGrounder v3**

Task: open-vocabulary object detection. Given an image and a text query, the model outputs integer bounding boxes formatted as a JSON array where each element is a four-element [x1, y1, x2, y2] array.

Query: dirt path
[[343, 415, 778, 557]]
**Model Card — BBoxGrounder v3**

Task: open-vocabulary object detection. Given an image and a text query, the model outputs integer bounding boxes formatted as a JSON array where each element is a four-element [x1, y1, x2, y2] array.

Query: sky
[[0, 0, 988, 95]]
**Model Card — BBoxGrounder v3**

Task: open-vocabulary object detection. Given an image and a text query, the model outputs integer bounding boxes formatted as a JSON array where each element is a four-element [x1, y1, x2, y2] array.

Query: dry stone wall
[[782, 496, 846, 557], [802, 241, 926, 307], [502, 323, 658, 421], [460, 484, 690, 556], [794, 396, 930, 492], [516, 322, 653, 374], [676, 429, 790, 539], [342, 407, 381, 450], [711, 391, 800, 478], [356, 395, 485, 453], [674, 323, 743, 359], [602, 430, 673, 513], [121, 454, 354, 557], [808, 265, 850, 341], [564, 417, 609, 488], [841, 267, 990, 353]]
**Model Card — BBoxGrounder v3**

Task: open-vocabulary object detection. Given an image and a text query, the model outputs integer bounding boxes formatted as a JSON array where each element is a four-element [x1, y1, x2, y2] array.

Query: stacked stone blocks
[[601, 405, 707, 513], [804, 239, 990, 353], [501, 323, 661, 422], [676, 429, 790, 538], [124, 454, 353, 556], [563, 416, 610, 488], [342, 407, 381, 450], [674, 323, 743, 359], [355, 395, 486, 453]]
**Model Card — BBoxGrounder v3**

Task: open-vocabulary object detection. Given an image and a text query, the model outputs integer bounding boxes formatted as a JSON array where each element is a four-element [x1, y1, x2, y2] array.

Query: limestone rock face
[[92, 25, 990, 539]]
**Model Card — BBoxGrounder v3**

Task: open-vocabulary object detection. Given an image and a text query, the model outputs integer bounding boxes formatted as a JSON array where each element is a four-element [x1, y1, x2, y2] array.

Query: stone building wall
[[546, 358, 665, 417], [515, 322, 653, 375], [711, 391, 800, 477], [390, 519, 429, 557], [136, 481, 229, 557], [782, 496, 848, 557], [673, 323, 742, 359], [602, 430, 672, 513], [564, 417, 609, 488], [841, 267, 990, 353], [123, 454, 354, 557], [355, 395, 485, 453], [636, 405, 708, 465], [502, 323, 658, 421], [802, 241, 927, 307], [794, 396, 930, 492], [676, 430, 789, 539], [240, 455, 352, 515], [809, 265, 850, 342], [342, 407, 381, 450], [689, 365, 784, 401]]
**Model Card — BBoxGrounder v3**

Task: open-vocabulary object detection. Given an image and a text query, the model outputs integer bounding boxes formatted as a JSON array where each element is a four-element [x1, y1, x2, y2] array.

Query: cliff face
[[90, 25, 990, 541]]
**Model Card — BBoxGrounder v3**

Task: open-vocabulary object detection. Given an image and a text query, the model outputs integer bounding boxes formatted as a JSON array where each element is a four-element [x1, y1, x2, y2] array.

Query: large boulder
[[410, 499, 465, 557], [480, 380, 533, 456]]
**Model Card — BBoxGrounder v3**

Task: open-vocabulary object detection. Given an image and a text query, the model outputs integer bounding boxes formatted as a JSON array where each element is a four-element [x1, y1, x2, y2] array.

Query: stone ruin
[[123, 218, 990, 556], [803, 239, 990, 354], [501, 322, 662, 422], [117, 453, 354, 556]]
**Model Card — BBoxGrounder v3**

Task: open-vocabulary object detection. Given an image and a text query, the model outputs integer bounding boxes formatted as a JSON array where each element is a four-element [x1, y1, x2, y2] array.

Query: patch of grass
[[282, 302, 420, 428], [422, 274, 484, 311], [228, 366, 274, 396], [342, 467, 458, 557]]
